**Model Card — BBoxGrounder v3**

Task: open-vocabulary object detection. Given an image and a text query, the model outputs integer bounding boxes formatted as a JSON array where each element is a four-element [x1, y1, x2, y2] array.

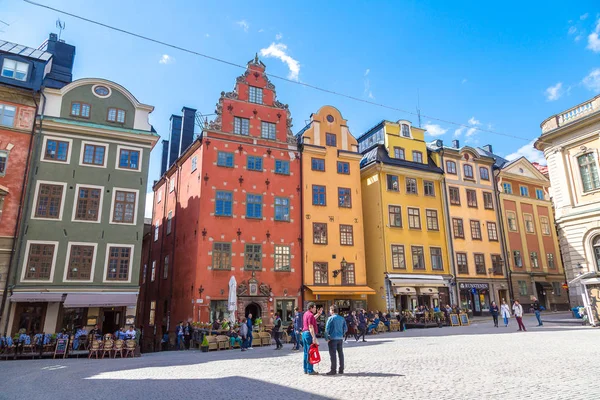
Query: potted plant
[[434, 311, 444, 327], [200, 336, 209, 352]]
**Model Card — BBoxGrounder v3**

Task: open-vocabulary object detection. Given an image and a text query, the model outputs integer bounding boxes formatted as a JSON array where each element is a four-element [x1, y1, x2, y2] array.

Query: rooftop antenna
[[56, 19, 65, 41], [416, 89, 422, 128]]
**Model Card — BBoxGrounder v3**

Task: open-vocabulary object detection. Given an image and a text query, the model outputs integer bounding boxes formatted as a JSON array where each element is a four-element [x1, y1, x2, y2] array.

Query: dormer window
[[107, 108, 126, 123], [249, 86, 263, 104], [71, 102, 91, 118], [1, 59, 29, 81], [401, 124, 411, 137]]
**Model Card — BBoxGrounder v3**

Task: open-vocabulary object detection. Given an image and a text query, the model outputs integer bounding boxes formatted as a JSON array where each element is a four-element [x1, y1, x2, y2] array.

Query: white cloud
[[454, 127, 465, 137], [159, 54, 174, 64], [582, 68, 600, 92], [258, 28, 264, 33], [587, 19, 600, 52], [423, 123, 448, 137], [144, 192, 154, 218], [575, 33, 584, 42], [461, 78, 467, 84], [205, 33, 210, 38], [363, 68, 373, 99], [275, 32, 283, 40], [236, 20, 249, 32], [466, 127, 478, 137], [581, 13, 589, 20], [544, 82, 563, 101], [364, 68, 370, 76], [259, 43, 300, 80], [505, 141, 546, 164], [468, 117, 481, 126], [568, 26, 577, 35]]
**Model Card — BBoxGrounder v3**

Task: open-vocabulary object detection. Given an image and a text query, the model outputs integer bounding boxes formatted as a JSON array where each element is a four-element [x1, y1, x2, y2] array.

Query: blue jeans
[[503, 316, 509, 326], [367, 323, 377, 333], [177, 335, 184, 350], [247, 332, 253, 347], [302, 331, 314, 373], [294, 330, 302, 350], [534, 311, 543, 325]]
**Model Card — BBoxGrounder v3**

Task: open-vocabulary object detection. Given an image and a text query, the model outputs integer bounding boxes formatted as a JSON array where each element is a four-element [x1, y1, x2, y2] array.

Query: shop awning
[[306, 286, 376, 296], [417, 287, 439, 295], [63, 293, 137, 308], [9, 292, 64, 303], [390, 278, 446, 287], [582, 277, 600, 285]]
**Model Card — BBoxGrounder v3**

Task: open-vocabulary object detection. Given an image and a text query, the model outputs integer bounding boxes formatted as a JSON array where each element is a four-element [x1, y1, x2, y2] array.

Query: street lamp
[[332, 258, 347, 278]]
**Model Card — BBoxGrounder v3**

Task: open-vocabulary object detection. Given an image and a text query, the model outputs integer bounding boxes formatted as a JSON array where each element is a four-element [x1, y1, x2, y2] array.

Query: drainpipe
[[493, 169, 514, 302], [439, 148, 458, 306], [298, 147, 305, 309], [151, 178, 168, 351], [375, 162, 391, 311], [167, 162, 181, 328]]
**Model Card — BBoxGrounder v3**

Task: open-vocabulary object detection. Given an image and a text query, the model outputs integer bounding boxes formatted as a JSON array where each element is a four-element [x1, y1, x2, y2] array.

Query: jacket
[[532, 301, 541, 311], [273, 317, 282, 332], [293, 312, 304, 331], [501, 304, 511, 318], [512, 303, 524, 317], [325, 314, 347, 341], [490, 305, 499, 316], [239, 323, 248, 338], [358, 313, 367, 328], [345, 314, 355, 327]]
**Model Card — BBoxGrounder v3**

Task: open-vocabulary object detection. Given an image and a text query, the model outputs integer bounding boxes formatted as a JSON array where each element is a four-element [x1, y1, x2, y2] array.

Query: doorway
[[245, 303, 261, 324], [15, 303, 46, 334], [535, 283, 548, 309], [102, 308, 122, 336]]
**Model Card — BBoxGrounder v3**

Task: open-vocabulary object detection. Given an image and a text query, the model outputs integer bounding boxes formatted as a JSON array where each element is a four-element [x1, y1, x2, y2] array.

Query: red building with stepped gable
[[139, 56, 301, 349]]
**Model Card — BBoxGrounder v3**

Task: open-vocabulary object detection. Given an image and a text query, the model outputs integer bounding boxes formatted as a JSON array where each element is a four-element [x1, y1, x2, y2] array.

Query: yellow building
[[359, 120, 451, 312], [298, 106, 374, 314], [429, 141, 509, 316]]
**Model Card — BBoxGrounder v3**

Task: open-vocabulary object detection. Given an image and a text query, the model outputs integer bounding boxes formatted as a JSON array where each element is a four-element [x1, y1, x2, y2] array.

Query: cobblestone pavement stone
[[1, 313, 598, 400]]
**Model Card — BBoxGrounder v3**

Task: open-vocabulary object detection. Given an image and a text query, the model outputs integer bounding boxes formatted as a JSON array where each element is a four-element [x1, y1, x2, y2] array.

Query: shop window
[[210, 300, 230, 322]]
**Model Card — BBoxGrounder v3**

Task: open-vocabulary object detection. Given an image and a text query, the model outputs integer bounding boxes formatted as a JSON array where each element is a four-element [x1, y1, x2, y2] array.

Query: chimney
[[168, 115, 182, 168], [41, 33, 76, 89], [452, 140, 459, 149], [435, 139, 443, 148], [160, 140, 170, 176], [179, 107, 197, 155], [482, 144, 493, 153]]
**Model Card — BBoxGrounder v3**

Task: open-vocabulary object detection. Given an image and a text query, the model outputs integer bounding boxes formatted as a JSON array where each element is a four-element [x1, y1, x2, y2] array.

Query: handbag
[[308, 343, 321, 365]]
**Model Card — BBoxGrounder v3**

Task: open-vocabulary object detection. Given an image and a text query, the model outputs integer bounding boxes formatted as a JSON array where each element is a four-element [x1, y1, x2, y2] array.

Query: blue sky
[[2, 1, 600, 217]]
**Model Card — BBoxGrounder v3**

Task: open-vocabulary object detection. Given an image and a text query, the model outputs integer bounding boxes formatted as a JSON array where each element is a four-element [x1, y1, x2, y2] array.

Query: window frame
[[503, 182, 513, 194], [520, 185, 529, 197], [341, 263, 355, 285], [311, 157, 325, 172], [339, 224, 354, 246], [107, 107, 126, 124], [274, 245, 291, 272], [535, 189, 544, 200], [412, 150, 423, 163], [217, 151, 235, 168], [530, 252, 539, 268], [518, 280, 528, 296], [513, 250, 523, 268], [337, 161, 350, 174], [393, 147, 405, 160], [245, 193, 263, 219], [463, 164, 474, 179], [191, 156, 198, 172], [470, 220, 482, 240], [166, 211, 173, 235], [212, 242, 232, 270], [466, 189, 478, 208], [70, 101, 91, 119], [312, 185, 326, 206], [479, 166, 490, 181], [248, 86, 263, 104], [524, 213, 535, 234], [163, 255, 169, 279], [423, 181, 435, 197], [483, 192, 494, 210], [449, 186, 461, 205], [0, 103, 16, 128], [274, 197, 290, 222], [313, 262, 329, 285], [474, 253, 486, 275], [109, 188, 139, 225], [491, 254, 503, 275], [391, 244, 406, 269], [547, 253, 555, 269], [261, 121, 276, 140], [234, 117, 250, 135], [275, 159, 290, 175], [115, 145, 142, 172], [71, 184, 104, 223], [0, 150, 7, 177], [456, 252, 468, 274], [338, 187, 352, 208], [540, 216, 551, 235], [411, 246, 425, 270], [102, 243, 134, 283], [507, 211, 518, 232], [577, 152, 600, 192], [405, 178, 418, 194], [247, 155, 263, 172], [487, 221, 499, 241], [215, 190, 233, 217], [388, 205, 402, 227], [31, 180, 67, 221], [401, 124, 411, 137], [313, 222, 328, 245], [386, 174, 399, 192], [446, 160, 457, 174], [2, 59, 30, 81], [407, 207, 421, 230], [430, 247, 443, 271], [20, 240, 59, 283], [325, 133, 337, 147], [426, 209, 439, 231], [244, 244, 263, 271], [41, 136, 72, 164], [452, 218, 465, 239], [79, 141, 108, 168]]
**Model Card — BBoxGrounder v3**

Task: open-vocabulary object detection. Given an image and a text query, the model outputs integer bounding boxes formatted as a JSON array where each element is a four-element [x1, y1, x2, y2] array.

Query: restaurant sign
[[459, 282, 489, 290]]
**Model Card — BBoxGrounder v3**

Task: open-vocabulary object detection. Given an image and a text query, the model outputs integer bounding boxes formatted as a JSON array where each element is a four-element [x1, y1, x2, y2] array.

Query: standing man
[[293, 307, 303, 351], [273, 313, 283, 350], [302, 302, 322, 375], [325, 305, 347, 376], [239, 317, 249, 352], [532, 297, 543, 326], [513, 300, 527, 332], [355, 309, 367, 342], [176, 321, 185, 350], [246, 313, 254, 350]]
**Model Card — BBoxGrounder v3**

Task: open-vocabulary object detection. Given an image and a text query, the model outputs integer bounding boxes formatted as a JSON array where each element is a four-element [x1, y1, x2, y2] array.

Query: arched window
[[593, 236, 600, 271], [578, 153, 600, 192]]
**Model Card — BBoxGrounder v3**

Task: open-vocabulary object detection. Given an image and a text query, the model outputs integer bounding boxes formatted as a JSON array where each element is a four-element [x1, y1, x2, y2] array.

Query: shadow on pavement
[[339, 372, 405, 378]]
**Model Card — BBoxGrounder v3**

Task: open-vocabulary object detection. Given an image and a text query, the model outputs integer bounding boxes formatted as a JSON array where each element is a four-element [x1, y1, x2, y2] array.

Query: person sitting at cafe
[[125, 325, 136, 340], [379, 312, 391, 331], [57, 329, 69, 340], [114, 327, 126, 340], [227, 327, 243, 347], [367, 316, 380, 334], [211, 319, 221, 335], [221, 319, 230, 331], [73, 325, 88, 350], [89, 324, 102, 341]]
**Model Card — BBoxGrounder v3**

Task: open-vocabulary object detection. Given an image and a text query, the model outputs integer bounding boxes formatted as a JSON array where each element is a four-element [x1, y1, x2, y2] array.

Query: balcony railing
[[559, 101, 594, 124]]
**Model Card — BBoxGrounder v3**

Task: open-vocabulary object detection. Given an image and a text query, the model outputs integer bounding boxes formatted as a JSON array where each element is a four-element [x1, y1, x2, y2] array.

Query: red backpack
[[308, 343, 321, 365]]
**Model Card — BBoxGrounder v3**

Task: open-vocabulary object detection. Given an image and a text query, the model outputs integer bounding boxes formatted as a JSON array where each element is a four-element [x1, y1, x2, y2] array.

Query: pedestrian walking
[[512, 300, 526, 331], [302, 302, 322, 375], [344, 311, 356, 343], [532, 297, 543, 326], [355, 309, 367, 342], [239, 317, 249, 351], [176, 321, 185, 350], [246, 313, 254, 350], [325, 305, 347, 376], [273, 313, 283, 350], [292, 307, 303, 351], [490, 301, 499, 328], [500, 300, 511, 327]]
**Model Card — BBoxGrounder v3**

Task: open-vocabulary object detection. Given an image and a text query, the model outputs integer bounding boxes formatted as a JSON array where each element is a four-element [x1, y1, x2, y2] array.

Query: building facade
[[536, 95, 600, 318], [297, 105, 374, 315], [359, 120, 451, 313], [4, 78, 157, 335]]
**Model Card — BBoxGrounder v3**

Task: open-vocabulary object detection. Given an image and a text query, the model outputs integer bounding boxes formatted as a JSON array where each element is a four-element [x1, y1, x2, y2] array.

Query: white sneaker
[[343, 340, 348, 344], [248, 347, 254, 350]]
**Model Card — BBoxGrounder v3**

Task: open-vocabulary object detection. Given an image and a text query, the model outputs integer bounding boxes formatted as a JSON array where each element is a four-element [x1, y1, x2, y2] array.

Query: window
[[426, 210, 439, 231], [547, 253, 555, 269], [149, 301, 156, 326], [82, 144, 105, 166], [274, 197, 290, 221], [215, 191, 233, 216], [274, 245, 291, 271], [153, 223, 159, 242], [191, 156, 198, 172], [540, 216, 551, 235], [430, 247, 443, 270], [1, 59, 28, 81], [449, 187, 460, 205], [340, 224, 354, 246], [412, 246, 425, 270], [313, 223, 327, 244], [470, 220, 482, 240], [66, 245, 94, 280], [212, 243, 231, 270], [406, 178, 418, 194], [249, 86, 263, 104], [338, 188, 352, 208], [520, 186, 529, 197], [342, 263, 355, 285], [71, 102, 91, 118], [408, 207, 421, 229], [387, 175, 399, 191], [507, 211, 518, 231], [75, 187, 101, 221], [247, 156, 263, 171], [246, 194, 263, 219], [0, 104, 15, 127], [412, 151, 423, 163], [578, 153, 600, 192], [487, 222, 498, 241], [503, 183, 513, 194], [157, 191, 162, 203], [530, 252, 539, 268], [466, 189, 478, 207], [456, 253, 468, 274], [337, 161, 350, 174], [446, 160, 457, 174], [169, 179, 175, 193], [24, 243, 55, 280], [524, 214, 535, 234], [0, 150, 7, 176], [118, 149, 140, 170], [106, 246, 131, 281], [313, 262, 328, 285], [401, 124, 410, 137], [483, 192, 494, 209], [391, 245, 405, 269], [463, 164, 474, 179], [535, 189, 544, 200], [424, 181, 435, 196], [44, 139, 69, 162], [552, 282, 561, 296], [276, 299, 295, 323], [513, 250, 523, 267], [107, 108, 126, 123], [394, 147, 405, 159], [112, 190, 136, 223], [474, 253, 486, 275], [217, 151, 234, 167], [261, 122, 276, 140], [326, 133, 337, 146], [163, 255, 169, 279], [389, 205, 402, 227], [312, 185, 326, 206], [311, 158, 325, 171], [234, 117, 250, 135], [491, 255, 503, 275], [595, 236, 600, 270], [244, 244, 262, 270], [453, 218, 464, 238], [151, 261, 156, 281], [35, 184, 63, 219], [166, 211, 173, 234], [518, 280, 528, 296], [275, 159, 290, 175], [479, 167, 489, 180]]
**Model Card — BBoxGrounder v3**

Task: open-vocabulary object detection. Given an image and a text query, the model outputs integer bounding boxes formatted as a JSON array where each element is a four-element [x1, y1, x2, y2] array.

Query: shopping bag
[[308, 343, 321, 365]]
